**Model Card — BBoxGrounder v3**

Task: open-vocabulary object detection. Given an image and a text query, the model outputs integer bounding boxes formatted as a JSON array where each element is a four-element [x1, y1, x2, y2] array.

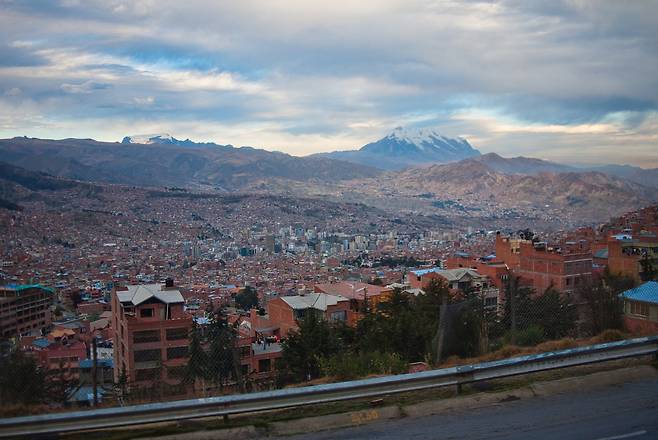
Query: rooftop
[[117, 284, 184, 306], [281, 293, 348, 311], [621, 281, 658, 305]]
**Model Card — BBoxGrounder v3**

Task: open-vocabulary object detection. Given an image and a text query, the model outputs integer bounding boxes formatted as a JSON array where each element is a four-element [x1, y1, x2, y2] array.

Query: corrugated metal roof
[[281, 293, 348, 311], [621, 281, 658, 305], [117, 284, 184, 306], [0, 284, 54, 294]]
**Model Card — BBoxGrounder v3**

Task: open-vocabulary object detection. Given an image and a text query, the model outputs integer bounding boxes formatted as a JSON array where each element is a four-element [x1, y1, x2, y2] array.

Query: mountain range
[[1, 130, 656, 226], [0, 136, 381, 190]]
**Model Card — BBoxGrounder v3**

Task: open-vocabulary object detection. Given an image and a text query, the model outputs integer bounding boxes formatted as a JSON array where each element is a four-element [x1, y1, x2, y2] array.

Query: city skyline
[[1, 1, 657, 166]]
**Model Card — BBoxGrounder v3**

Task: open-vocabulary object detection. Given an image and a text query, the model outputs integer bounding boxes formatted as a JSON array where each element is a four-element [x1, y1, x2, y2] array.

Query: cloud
[[60, 80, 112, 94], [0, 0, 656, 166]]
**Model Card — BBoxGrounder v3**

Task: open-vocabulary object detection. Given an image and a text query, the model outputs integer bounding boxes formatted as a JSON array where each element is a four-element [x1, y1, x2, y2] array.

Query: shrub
[[594, 329, 625, 343], [504, 325, 545, 347], [320, 351, 408, 381]]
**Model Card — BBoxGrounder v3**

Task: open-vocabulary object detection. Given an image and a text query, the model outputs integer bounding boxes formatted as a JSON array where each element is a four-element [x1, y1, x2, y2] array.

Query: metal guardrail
[[1, 335, 657, 438]]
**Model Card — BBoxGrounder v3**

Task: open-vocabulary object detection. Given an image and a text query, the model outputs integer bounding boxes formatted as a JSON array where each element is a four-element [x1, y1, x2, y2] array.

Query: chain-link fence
[[0, 272, 653, 417]]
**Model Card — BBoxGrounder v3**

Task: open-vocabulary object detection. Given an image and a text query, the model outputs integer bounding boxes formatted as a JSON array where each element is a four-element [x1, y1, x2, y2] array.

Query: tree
[[46, 359, 79, 405], [533, 287, 576, 340], [235, 286, 259, 310], [0, 349, 47, 405], [207, 312, 237, 391], [184, 321, 209, 394], [578, 269, 635, 335], [279, 312, 345, 382], [640, 253, 656, 281]]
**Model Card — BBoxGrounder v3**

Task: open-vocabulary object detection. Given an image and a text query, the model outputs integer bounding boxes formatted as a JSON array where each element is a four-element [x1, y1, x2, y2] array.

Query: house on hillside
[[620, 281, 658, 333]]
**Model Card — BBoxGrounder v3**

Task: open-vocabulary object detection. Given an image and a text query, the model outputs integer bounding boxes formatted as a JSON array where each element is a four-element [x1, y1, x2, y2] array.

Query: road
[[271, 378, 658, 440]]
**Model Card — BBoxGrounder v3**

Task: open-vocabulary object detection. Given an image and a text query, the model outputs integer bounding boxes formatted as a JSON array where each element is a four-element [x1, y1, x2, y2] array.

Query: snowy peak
[[360, 126, 480, 162], [121, 134, 177, 145], [120, 134, 220, 148]]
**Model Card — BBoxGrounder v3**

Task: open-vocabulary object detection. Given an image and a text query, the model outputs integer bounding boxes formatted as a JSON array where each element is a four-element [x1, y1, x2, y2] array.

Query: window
[[330, 310, 347, 322], [134, 349, 161, 362], [140, 308, 154, 318], [166, 327, 188, 341], [484, 297, 497, 307], [133, 330, 160, 343], [630, 301, 650, 317], [258, 358, 271, 372], [166, 346, 188, 360], [135, 368, 159, 381]]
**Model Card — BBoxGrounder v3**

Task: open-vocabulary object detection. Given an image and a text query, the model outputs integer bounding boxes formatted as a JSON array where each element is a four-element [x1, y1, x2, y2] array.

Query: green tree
[[279, 312, 345, 382], [579, 269, 635, 335], [184, 321, 209, 394], [235, 286, 259, 310], [640, 253, 656, 281], [207, 313, 237, 391], [0, 349, 47, 405], [46, 359, 79, 405], [533, 287, 576, 340]]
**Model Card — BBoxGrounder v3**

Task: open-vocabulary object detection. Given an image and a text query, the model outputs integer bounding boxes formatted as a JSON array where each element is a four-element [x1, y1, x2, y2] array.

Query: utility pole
[[92, 337, 98, 406], [435, 292, 448, 365]]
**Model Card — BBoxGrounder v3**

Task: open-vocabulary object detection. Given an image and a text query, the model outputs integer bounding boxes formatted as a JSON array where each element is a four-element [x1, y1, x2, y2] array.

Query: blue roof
[[410, 267, 441, 276], [594, 248, 609, 259], [33, 338, 51, 348], [621, 281, 658, 305], [70, 386, 105, 403], [79, 358, 114, 369]]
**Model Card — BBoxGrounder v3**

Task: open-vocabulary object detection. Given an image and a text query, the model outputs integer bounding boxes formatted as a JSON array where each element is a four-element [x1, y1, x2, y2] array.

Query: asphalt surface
[[271, 378, 658, 440]]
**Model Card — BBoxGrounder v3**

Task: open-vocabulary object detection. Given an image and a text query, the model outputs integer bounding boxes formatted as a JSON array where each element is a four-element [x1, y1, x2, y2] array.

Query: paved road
[[272, 378, 658, 440]]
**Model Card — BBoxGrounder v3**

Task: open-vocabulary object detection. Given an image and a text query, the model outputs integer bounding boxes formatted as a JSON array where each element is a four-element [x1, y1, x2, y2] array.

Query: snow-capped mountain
[[310, 126, 481, 170], [121, 133, 209, 148]]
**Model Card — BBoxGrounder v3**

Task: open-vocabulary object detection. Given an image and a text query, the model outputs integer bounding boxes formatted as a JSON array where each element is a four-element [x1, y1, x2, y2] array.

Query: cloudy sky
[[1, 0, 657, 166]]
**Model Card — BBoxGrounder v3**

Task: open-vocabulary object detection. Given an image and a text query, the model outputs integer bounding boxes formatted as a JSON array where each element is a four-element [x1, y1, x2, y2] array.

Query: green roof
[[1, 284, 55, 294]]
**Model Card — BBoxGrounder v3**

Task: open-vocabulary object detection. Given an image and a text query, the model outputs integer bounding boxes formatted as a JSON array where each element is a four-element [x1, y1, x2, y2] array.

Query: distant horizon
[[3, 131, 657, 170], [1, 1, 657, 166]]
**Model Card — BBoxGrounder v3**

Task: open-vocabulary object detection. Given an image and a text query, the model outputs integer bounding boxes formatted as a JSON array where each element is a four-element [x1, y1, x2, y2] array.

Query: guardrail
[[1, 335, 657, 438]]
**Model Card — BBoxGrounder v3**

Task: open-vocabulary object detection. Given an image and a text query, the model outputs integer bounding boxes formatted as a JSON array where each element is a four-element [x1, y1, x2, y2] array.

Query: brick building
[[0, 284, 53, 338], [314, 281, 392, 324], [267, 292, 351, 337], [496, 234, 592, 295], [607, 233, 658, 282], [111, 280, 192, 388], [620, 281, 658, 333]]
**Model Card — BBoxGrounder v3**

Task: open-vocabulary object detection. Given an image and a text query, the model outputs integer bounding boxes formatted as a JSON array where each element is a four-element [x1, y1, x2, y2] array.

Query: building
[[408, 267, 489, 291], [496, 234, 592, 295], [0, 284, 54, 338], [111, 280, 192, 389], [313, 281, 392, 324], [620, 281, 658, 334], [607, 233, 658, 282], [407, 267, 500, 309], [267, 292, 351, 336]]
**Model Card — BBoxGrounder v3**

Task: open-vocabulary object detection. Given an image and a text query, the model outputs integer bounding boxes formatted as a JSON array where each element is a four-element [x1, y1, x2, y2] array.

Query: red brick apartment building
[[607, 231, 658, 282], [496, 234, 593, 295], [0, 284, 53, 338], [111, 280, 192, 388], [267, 292, 351, 337]]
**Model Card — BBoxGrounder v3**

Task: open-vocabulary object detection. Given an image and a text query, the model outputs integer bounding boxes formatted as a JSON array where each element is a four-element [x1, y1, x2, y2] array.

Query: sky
[[1, 0, 657, 166]]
